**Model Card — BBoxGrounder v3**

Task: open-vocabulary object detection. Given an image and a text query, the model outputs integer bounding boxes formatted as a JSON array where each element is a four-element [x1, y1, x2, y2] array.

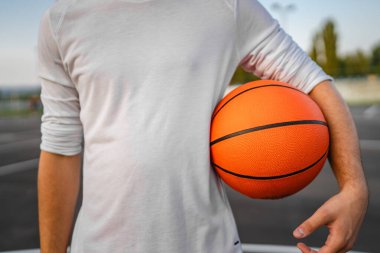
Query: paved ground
[[0, 106, 379, 252]]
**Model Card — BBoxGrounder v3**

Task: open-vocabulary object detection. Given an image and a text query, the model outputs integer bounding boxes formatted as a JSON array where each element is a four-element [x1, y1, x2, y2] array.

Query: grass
[[0, 109, 42, 118], [346, 100, 380, 106]]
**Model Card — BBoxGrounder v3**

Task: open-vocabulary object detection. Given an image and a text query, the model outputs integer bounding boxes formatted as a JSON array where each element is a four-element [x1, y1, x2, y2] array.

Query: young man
[[37, 0, 368, 252]]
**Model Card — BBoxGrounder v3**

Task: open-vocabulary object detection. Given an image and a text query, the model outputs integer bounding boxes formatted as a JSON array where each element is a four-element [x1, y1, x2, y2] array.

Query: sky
[[1, 0, 380, 86]]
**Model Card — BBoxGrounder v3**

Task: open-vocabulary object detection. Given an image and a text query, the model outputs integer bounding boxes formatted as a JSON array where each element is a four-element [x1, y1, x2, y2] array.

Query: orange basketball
[[210, 80, 329, 199]]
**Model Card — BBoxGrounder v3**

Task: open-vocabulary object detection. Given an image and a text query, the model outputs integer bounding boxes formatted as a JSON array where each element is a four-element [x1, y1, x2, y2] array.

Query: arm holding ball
[[293, 81, 368, 253], [235, 1, 368, 251]]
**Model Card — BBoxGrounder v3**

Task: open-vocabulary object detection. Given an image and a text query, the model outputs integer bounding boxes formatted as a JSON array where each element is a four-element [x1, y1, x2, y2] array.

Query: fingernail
[[293, 227, 305, 238]]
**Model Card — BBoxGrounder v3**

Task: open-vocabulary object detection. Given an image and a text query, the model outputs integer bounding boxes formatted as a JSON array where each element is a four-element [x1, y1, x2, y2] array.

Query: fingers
[[318, 232, 354, 253], [297, 242, 318, 253], [293, 207, 331, 239], [297, 228, 354, 253], [298, 243, 347, 253]]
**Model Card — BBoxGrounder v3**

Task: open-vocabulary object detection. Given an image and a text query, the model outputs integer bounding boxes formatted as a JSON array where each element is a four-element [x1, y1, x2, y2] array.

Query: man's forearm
[[38, 150, 81, 253], [293, 80, 368, 252], [309, 80, 367, 193]]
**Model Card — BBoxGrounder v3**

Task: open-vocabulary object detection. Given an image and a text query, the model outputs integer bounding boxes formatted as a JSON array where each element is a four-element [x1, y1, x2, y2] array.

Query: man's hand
[[291, 80, 368, 253], [293, 183, 368, 253]]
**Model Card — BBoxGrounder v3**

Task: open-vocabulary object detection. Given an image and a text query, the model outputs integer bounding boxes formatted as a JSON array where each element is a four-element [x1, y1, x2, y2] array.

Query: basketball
[[210, 80, 330, 199]]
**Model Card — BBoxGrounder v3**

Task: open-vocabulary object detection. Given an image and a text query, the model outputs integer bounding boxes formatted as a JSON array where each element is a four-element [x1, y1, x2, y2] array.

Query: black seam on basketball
[[211, 149, 328, 180], [210, 120, 327, 146], [211, 84, 305, 121]]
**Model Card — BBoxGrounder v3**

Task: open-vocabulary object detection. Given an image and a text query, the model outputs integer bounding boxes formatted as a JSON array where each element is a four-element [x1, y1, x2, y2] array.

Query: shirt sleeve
[[235, 0, 333, 93], [37, 8, 83, 156]]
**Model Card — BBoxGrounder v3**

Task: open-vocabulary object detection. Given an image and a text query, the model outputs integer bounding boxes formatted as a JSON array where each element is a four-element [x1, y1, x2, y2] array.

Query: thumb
[[293, 208, 331, 239]]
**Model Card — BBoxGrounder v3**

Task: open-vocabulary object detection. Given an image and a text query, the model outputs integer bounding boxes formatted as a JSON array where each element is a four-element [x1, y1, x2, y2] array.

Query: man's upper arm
[[37, 8, 83, 156], [235, 0, 333, 93]]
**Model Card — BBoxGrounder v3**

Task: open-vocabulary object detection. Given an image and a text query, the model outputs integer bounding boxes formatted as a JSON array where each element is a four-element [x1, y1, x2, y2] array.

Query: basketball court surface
[[0, 104, 378, 252]]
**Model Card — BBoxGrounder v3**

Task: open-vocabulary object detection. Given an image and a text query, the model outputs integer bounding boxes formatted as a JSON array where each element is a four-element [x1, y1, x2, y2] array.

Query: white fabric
[[37, 0, 333, 252]]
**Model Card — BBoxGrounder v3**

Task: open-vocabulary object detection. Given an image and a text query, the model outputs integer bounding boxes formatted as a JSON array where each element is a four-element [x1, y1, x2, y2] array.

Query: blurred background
[[0, 0, 379, 252]]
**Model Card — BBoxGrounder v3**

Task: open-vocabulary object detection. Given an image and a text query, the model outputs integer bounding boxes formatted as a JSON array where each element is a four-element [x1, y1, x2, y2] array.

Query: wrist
[[340, 178, 369, 203], [333, 161, 368, 195]]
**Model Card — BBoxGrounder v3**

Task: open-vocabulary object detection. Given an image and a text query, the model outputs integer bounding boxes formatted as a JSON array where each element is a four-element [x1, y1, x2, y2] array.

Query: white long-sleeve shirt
[[37, 0, 332, 252]]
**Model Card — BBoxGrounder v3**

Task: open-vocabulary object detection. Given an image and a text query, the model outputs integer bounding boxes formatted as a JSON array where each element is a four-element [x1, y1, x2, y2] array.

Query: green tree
[[309, 19, 339, 77], [230, 66, 259, 85], [370, 42, 380, 74], [322, 20, 339, 76], [342, 50, 370, 77]]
